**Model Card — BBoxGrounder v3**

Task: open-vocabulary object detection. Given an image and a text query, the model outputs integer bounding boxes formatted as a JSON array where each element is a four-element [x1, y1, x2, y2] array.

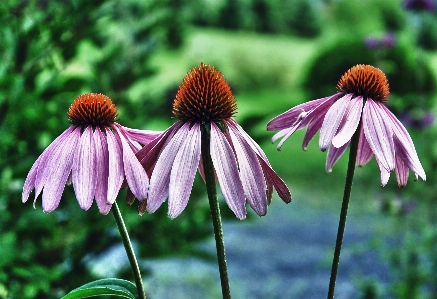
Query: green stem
[[327, 130, 360, 299], [201, 125, 232, 299], [112, 202, 146, 299]]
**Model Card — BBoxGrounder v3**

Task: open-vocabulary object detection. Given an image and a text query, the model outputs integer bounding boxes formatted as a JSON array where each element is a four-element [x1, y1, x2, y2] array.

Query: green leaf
[[61, 278, 139, 299]]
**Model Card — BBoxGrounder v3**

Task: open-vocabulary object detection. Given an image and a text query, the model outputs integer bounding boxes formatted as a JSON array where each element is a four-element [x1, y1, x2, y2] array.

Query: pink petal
[[168, 123, 201, 218], [376, 158, 390, 187], [114, 125, 149, 201], [94, 128, 112, 215], [42, 128, 81, 212], [106, 128, 124, 205], [31, 126, 76, 202], [326, 141, 350, 172], [72, 126, 97, 211], [362, 100, 395, 172], [147, 122, 189, 213], [256, 155, 291, 203], [380, 104, 426, 181], [356, 124, 373, 167], [319, 94, 352, 151], [228, 124, 267, 216], [225, 118, 273, 204], [395, 154, 409, 187], [137, 122, 182, 176], [332, 96, 363, 148], [275, 125, 301, 151], [302, 111, 326, 151], [210, 122, 246, 219], [267, 93, 341, 131], [120, 125, 162, 146]]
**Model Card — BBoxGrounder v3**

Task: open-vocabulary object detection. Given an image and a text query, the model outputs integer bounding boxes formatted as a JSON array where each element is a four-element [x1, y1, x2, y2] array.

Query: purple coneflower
[[135, 63, 291, 219], [22, 93, 161, 214], [267, 64, 426, 187]]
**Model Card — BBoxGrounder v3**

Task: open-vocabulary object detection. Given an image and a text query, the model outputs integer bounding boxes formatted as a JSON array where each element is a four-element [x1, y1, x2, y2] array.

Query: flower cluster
[[23, 64, 291, 219], [22, 93, 160, 214], [267, 64, 426, 187], [135, 63, 291, 219]]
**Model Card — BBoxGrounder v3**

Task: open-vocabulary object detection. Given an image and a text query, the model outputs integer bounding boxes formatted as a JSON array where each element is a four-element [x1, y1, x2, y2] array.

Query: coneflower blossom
[[22, 93, 161, 214], [267, 64, 426, 187], [135, 63, 291, 219]]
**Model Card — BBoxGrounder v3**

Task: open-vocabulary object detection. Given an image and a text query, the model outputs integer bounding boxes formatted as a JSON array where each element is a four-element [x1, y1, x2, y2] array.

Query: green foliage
[[61, 278, 139, 299], [417, 14, 437, 51], [186, 0, 323, 37]]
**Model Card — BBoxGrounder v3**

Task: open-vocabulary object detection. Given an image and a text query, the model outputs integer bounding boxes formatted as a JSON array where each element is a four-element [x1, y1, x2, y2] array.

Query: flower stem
[[112, 202, 146, 299], [201, 125, 232, 299], [327, 131, 360, 299]]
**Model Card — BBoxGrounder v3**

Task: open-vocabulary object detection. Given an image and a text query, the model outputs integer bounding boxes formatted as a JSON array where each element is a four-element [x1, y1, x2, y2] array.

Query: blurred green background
[[1, 0, 437, 298]]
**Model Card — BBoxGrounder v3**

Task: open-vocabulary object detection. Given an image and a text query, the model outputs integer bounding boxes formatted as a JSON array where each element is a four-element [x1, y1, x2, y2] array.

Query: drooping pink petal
[[256, 155, 291, 203], [72, 126, 97, 211], [376, 158, 390, 187], [114, 125, 149, 201], [137, 122, 182, 176], [395, 155, 409, 187], [168, 123, 202, 219], [362, 100, 395, 172], [226, 119, 275, 204], [326, 141, 350, 172], [267, 93, 342, 131], [210, 122, 246, 219], [332, 96, 363, 148], [356, 124, 373, 167], [42, 128, 81, 212], [106, 127, 124, 205], [147, 122, 189, 213], [274, 125, 301, 150], [319, 94, 352, 151], [121, 125, 162, 146], [228, 124, 267, 216], [380, 104, 426, 180], [302, 111, 326, 151], [94, 128, 112, 215], [30, 126, 76, 202]]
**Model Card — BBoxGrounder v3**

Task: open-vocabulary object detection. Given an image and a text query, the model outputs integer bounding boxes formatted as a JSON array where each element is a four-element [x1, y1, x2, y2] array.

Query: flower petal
[[42, 128, 81, 212], [362, 100, 395, 172], [267, 93, 342, 131], [326, 141, 350, 173], [72, 126, 97, 211], [94, 128, 112, 215], [121, 125, 162, 146], [30, 126, 76, 203], [210, 122, 246, 219], [256, 155, 291, 203], [319, 94, 352, 151], [376, 158, 390, 187], [137, 122, 182, 176], [106, 128, 124, 205], [332, 96, 363, 148], [168, 123, 201, 218], [395, 154, 409, 187], [380, 104, 426, 181], [228, 124, 267, 216], [302, 111, 325, 151], [147, 122, 189, 213], [356, 124, 373, 167], [114, 124, 149, 201]]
